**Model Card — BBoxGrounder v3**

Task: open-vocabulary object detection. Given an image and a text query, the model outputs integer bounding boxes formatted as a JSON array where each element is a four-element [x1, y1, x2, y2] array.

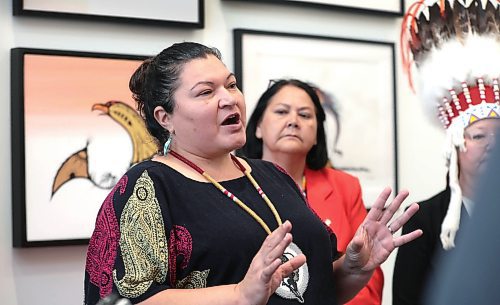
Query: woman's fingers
[[258, 221, 303, 282], [378, 190, 410, 225], [260, 221, 292, 255], [239, 221, 304, 305], [257, 221, 293, 268], [279, 254, 307, 278], [365, 187, 392, 222], [394, 229, 423, 247], [266, 232, 292, 264], [260, 258, 284, 282], [366, 187, 410, 225], [386, 202, 419, 232], [261, 253, 307, 283], [388, 203, 422, 247]]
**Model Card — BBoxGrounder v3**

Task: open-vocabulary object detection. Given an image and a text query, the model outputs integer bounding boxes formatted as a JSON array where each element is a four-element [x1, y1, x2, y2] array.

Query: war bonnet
[[401, 0, 500, 250]]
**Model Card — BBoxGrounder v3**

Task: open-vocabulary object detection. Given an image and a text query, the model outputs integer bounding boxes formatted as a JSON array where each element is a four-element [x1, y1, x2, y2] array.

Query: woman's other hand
[[345, 187, 422, 273]]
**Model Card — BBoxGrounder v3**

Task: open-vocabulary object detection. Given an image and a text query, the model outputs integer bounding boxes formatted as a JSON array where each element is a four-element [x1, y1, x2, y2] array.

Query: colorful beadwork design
[[438, 82, 500, 129]]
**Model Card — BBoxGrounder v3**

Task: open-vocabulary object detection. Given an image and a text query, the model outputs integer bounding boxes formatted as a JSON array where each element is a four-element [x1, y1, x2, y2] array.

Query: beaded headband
[[401, 0, 500, 250]]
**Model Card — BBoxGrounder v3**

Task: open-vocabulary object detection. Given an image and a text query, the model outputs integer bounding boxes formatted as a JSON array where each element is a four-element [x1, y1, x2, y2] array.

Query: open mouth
[[222, 113, 241, 125]]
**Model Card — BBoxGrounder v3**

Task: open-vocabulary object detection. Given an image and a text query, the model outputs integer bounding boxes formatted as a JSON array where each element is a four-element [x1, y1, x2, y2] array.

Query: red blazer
[[305, 167, 384, 305]]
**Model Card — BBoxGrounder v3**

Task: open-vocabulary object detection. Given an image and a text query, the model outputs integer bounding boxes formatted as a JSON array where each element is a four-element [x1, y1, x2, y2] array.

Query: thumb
[[348, 226, 367, 254]]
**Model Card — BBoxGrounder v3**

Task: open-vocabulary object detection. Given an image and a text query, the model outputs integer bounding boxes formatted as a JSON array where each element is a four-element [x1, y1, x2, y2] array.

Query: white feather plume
[[415, 35, 500, 127]]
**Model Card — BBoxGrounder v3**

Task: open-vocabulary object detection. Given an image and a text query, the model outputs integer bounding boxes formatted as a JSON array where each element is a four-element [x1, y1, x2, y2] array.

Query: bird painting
[[51, 101, 157, 197]]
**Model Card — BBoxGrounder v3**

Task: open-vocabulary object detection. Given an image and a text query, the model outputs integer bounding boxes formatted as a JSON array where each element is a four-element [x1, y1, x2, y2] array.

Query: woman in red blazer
[[239, 79, 384, 305]]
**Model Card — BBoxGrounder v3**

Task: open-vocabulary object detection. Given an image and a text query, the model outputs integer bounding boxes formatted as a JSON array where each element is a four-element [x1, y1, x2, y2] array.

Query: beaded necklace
[[170, 150, 281, 234], [168, 150, 309, 303]]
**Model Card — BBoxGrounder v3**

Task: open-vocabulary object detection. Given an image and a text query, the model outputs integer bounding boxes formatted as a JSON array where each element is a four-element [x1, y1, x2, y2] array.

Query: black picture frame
[[223, 0, 404, 17], [11, 48, 150, 247], [12, 0, 204, 28], [234, 29, 399, 208]]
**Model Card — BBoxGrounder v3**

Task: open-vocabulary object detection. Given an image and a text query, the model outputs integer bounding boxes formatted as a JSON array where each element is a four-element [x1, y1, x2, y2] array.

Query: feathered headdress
[[401, 0, 500, 250]]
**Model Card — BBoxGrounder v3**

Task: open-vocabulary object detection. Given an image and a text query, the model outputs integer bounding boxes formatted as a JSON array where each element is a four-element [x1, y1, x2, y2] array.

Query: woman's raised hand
[[236, 221, 306, 305], [344, 187, 422, 273]]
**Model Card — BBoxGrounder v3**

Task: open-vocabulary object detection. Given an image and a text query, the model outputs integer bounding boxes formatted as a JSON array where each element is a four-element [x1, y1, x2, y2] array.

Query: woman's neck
[[262, 151, 306, 188], [159, 146, 245, 181]]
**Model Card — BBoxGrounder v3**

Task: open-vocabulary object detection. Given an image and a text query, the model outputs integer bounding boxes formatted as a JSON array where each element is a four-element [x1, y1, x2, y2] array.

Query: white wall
[[1, 1, 447, 304]]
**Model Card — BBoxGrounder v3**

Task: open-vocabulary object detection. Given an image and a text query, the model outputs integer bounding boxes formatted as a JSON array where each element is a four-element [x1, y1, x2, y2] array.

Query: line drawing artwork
[[11, 49, 154, 246]]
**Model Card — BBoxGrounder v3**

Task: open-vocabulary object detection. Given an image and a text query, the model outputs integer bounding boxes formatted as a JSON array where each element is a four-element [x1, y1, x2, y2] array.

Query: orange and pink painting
[[12, 49, 156, 246]]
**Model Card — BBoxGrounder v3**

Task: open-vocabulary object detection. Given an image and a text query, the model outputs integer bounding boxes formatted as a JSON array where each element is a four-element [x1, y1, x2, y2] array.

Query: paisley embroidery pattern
[[113, 170, 168, 298], [168, 225, 193, 285], [86, 175, 128, 298], [175, 270, 210, 289]]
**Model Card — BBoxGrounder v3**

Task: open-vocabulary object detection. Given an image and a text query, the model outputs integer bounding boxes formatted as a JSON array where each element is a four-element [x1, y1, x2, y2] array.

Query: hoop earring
[[163, 133, 173, 156]]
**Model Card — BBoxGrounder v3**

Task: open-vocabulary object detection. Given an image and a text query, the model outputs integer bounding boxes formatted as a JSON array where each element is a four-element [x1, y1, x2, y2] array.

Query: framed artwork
[[234, 29, 398, 208], [12, 0, 204, 28], [11, 48, 156, 247], [223, 0, 404, 17]]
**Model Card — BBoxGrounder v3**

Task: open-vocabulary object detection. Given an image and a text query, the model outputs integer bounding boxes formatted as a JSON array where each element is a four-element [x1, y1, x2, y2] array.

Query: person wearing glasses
[[393, 1, 500, 305], [238, 79, 384, 305], [83, 42, 422, 305]]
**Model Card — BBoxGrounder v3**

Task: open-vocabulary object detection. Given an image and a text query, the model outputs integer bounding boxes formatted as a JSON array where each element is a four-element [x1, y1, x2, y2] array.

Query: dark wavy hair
[[129, 42, 222, 148], [238, 79, 329, 170]]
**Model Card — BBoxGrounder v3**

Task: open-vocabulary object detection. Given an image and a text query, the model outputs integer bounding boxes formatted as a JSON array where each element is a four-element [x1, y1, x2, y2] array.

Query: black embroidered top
[[84, 158, 338, 305]]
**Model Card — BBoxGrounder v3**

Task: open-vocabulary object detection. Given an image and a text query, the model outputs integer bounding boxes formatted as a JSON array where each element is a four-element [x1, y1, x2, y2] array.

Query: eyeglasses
[[464, 131, 497, 147]]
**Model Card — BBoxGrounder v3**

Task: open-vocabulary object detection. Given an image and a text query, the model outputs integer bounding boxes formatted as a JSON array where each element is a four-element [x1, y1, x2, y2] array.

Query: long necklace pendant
[[275, 242, 309, 303]]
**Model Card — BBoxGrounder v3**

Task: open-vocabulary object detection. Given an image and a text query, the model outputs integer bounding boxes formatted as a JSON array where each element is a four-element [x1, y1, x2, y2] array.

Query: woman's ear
[[153, 105, 173, 133], [255, 125, 262, 139]]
